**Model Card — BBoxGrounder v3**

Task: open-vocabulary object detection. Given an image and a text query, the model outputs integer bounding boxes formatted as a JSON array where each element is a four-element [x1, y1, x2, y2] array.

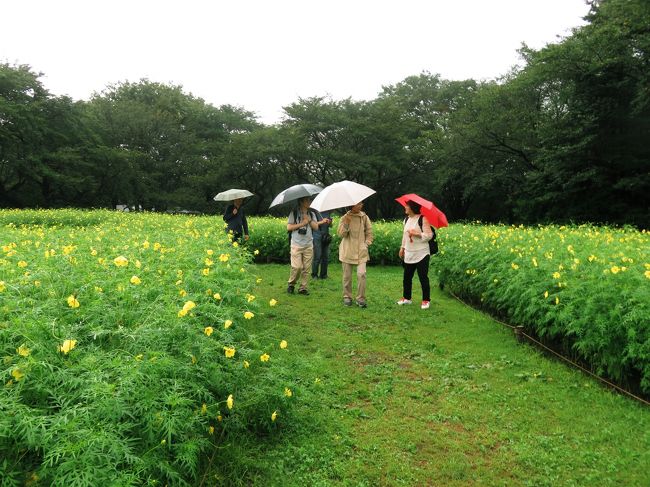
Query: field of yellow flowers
[[433, 222, 650, 395], [0, 209, 296, 486]]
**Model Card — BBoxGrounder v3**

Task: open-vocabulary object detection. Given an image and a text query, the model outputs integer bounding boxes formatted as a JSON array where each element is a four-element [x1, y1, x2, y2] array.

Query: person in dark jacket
[[223, 198, 249, 243], [312, 210, 332, 279]]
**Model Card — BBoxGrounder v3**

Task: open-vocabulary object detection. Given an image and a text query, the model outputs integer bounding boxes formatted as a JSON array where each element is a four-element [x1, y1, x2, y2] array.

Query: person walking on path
[[287, 197, 328, 295], [223, 198, 249, 244], [397, 200, 433, 309], [312, 210, 332, 279], [337, 201, 373, 308]]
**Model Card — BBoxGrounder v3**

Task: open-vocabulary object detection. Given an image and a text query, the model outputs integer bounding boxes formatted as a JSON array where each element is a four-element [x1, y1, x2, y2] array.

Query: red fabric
[[395, 193, 449, 228]]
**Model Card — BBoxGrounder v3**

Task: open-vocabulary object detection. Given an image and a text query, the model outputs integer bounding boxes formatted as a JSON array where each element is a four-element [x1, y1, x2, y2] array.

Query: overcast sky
[[2, 0, 590, 124]]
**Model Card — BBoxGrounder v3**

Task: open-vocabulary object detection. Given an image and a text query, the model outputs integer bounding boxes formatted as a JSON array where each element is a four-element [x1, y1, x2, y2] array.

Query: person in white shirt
[[397, 201, 433, 309]]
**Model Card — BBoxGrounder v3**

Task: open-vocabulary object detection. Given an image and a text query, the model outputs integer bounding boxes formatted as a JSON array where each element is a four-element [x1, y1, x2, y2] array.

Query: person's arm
[[399, 221, 407, 258], [287, 211, 308, 232], [364, 215, 373, 245], [337, 213, 351, 237], [309, 211, 319, 231], [419, 217, 433, 242], [223, 205, 236, 222]]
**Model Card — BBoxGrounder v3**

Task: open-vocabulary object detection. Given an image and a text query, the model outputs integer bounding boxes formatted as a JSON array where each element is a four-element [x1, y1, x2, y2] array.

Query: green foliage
[[0, 209, 298, 484], [433, 222, 650, 393]]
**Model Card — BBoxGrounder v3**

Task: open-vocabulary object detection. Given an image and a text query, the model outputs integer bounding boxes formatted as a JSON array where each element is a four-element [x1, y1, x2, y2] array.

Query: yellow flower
[[243, 360, 250, 368], [244, 311, 254, 320], [544, 291, 549, 299], [0, 281, 5, 292], [511, 263, 519, 270], [555, 297, 560, 305], [91, 248, 98, 256], [113, 255, 129, 267], [233, 242, 239, 248], [224, 346, 236, 358], [217, 414, 222, 422], [256, 278, 262, 284], [58, 339, 77, 354], [284, 387, 292, 397], [11, 368, 24, 381], [143, 240, 150, 249], [206, 249, 214, 256], [204, 326, 214, 336], [552, 272, 561, 279], [179, 289, 187, 297], [178, 308, 188, 317], [135, 260, 142, 269], [269, 299, 278, 307], [531, 257, 538, 267], [260, 353, 270, 362], [224, 320, 233, 329], [66, 295, 80, 308], [183, 301, 196, 311], [219, 254, 229, 262], [34, 280, 41, 287], [202, 268, 210, 276], [94, 286, 103, 293], [17, 344, 30, 357], [201, 403, 208, 414], [209, 426, 215, 435], [153, 242, 161, 251], [213, 293, 222, 301], [246, 294, 255, 303], [130, 275, 141, 285], [135, 354, 143, 361], [645, 270, 650, 279], [280, 340, 288, 349], [205, 258, 214, 267], [227, 394, 234, 410], [271, 410, 278, 422], [254, 249, 260, 255], [588, 254, 597, 262], [191, 355, 197, 364], [18, 260, 28, 268], [611, 266, 620, 274]]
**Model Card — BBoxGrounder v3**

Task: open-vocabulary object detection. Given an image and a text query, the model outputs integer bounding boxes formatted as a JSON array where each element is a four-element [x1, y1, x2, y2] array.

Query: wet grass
[[204, 264, 649, 486]]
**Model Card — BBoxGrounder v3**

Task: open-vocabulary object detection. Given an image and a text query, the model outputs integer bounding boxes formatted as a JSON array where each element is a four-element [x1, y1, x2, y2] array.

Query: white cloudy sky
[[1, 0, 590, 124]]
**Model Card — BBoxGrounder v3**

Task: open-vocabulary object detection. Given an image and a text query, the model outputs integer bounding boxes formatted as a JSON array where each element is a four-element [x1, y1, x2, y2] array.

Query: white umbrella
[[213, 189, 254, 201], [269, 184, 323, 208], [310, 180, 376, 212]]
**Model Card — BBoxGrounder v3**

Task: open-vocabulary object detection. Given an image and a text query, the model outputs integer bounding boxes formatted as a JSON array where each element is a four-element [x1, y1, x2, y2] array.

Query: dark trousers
[[403, 255, 430, 301], [312, 236, 330, 278]]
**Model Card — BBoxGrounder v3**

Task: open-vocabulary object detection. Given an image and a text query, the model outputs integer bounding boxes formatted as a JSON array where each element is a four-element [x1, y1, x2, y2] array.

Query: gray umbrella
[[213, 189, 254, 201], [269, 184, 323, 208]]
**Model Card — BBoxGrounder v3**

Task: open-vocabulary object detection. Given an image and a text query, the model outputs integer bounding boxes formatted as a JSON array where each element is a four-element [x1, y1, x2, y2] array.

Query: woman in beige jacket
[[337, 201, 373, 307]]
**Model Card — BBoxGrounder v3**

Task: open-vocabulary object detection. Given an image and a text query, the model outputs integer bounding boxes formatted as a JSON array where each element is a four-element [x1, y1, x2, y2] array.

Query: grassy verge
[[206, 263, 650, 486]]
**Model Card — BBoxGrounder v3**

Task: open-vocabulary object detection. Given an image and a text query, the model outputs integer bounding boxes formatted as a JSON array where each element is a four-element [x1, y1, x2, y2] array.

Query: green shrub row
[[1, 210, 297, 486], [432, 223, 650, 394]]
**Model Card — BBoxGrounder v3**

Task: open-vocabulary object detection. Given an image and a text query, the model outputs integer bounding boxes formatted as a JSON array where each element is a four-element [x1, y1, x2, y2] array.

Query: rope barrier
[[447, 290, 650, 407]]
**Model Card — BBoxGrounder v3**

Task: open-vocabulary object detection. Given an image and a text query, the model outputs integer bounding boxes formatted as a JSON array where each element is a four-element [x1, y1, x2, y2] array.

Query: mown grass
[[207, 263, 650, 486]]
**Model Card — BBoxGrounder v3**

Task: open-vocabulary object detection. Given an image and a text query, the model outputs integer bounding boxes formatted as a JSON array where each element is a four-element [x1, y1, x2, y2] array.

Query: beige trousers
[[288, 245, 313, 290], [342, 261, 367, 301]]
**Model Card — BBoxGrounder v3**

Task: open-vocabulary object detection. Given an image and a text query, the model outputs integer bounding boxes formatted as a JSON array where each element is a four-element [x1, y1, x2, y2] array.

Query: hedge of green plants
[[433, 222, 650, 394], [1, 210, 296, 486]]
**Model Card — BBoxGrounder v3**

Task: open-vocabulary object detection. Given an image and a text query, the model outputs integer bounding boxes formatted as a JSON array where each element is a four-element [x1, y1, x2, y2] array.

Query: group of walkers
[[223, 196, 433, 310]]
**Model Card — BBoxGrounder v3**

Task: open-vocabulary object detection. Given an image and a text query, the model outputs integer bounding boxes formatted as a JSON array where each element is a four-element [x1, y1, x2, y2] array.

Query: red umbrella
[[395, 193, 448, 228]]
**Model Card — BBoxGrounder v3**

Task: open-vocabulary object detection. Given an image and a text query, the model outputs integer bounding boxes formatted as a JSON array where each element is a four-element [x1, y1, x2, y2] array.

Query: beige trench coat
[[337, 211, 373, 264]]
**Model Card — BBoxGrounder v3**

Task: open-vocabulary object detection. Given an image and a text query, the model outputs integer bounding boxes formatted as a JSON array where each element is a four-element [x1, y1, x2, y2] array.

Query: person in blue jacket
[[223, 198, 249, 243]]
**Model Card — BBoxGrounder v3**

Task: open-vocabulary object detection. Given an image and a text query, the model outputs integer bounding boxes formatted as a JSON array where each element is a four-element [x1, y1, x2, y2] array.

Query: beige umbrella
[[214, 189, 254, 201], [310, 180, 375, 212]]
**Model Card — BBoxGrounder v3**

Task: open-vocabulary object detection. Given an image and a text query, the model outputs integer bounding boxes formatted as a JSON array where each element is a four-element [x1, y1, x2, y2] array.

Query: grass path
[[209, 264, 649, 486]]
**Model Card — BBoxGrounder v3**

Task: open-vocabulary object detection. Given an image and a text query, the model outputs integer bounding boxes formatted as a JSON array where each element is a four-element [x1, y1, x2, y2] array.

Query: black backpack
[[404, 215, 438, 254]]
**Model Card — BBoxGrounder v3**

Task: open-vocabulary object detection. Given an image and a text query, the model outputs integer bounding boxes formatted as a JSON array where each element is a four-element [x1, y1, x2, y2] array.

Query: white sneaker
[[396, 298, 412, 305], [421, 301, 430, 309]]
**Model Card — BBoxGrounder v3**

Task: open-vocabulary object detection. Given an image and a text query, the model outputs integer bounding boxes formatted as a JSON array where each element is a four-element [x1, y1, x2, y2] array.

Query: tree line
[[1, 0, 648, 227]]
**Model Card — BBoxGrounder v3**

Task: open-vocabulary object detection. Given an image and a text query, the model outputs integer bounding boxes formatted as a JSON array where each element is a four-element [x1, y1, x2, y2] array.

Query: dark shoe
[[343, 298, 353, 307], [356, 300, 367, 308], [298, 288, 310, 295], [319, 275, 328, 279], [287, 285, 295, 294]]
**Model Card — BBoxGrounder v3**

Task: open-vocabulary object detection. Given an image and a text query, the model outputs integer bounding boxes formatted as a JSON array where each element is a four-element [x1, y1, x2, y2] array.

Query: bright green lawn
[[204, 264, 649, 487]]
